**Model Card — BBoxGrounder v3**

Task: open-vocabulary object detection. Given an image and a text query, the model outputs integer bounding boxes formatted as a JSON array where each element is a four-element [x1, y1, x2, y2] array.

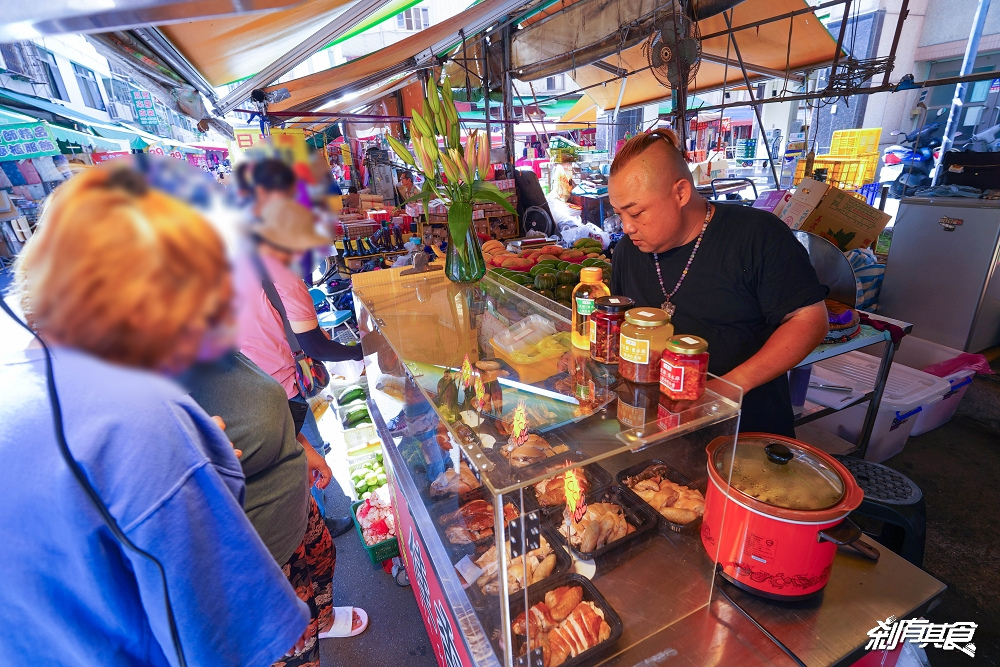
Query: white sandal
[[318, 607, 368, 638]]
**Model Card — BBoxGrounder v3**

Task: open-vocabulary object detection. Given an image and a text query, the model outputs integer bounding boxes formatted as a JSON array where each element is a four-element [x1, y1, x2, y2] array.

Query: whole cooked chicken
[[533, 469, 589, 508], [500, 433, 569, 468], [624, 464, 705, 525], [439, 499, 519, 544], [512, 585, 612, 667], [558, 502, 635, 553], [429, 462, 481, 499], [473, 536, 558, 596]]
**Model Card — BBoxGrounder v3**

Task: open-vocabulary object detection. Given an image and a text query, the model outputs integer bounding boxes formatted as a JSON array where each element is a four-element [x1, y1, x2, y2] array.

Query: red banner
[[92, 151, 129, 162], [390, 470, 475, 667]]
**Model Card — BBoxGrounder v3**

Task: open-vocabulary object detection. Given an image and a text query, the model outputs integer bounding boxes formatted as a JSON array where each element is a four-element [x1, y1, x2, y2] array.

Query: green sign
[[131, 89, 159, 126], [0, 122, 58, 160]]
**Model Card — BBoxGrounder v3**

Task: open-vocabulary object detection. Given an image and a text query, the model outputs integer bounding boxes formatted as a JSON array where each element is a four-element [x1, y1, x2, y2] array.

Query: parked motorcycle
[[881, 118, 946, 198]]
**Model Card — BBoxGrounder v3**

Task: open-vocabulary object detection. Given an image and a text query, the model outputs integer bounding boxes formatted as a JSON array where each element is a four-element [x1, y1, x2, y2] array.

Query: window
[[72, 63, 106, 111], [545, 76, 558, 91], [396, 7, 430, 30], [37, 49, 67, 101]]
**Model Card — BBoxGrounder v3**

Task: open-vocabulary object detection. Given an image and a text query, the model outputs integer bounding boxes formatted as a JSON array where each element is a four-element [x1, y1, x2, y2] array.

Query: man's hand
[[722, 301, 829, 393], [299, 433, 332, 489], [211, 415, 242, 459]]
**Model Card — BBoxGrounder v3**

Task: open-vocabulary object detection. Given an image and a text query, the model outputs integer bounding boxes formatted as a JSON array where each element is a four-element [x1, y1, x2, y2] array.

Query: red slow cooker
[[701, 433, 880, 599]]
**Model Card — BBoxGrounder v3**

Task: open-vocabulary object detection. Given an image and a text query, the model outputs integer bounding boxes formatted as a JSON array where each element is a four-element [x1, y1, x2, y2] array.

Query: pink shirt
[[235, 253, 316, 399]]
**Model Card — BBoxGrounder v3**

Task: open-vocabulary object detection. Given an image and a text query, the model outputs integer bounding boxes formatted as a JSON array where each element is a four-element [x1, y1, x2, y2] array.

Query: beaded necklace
[[653, 201, 712, 317]]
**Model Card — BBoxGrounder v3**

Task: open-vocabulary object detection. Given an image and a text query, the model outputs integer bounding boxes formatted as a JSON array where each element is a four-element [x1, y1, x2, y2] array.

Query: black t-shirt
[[611, 203, 827, 436]]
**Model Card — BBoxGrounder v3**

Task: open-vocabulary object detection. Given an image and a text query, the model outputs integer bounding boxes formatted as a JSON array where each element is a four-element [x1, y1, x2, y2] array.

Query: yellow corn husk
[[387, 135, 414, 166], [427, 77, 440, 115]]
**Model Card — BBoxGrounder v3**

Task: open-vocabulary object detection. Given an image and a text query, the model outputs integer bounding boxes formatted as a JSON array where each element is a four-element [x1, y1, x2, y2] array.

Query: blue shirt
[[0, 316, 309, 666]]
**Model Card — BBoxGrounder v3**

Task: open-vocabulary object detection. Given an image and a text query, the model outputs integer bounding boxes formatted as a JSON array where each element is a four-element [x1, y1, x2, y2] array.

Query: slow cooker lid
[[714, 436, 845, 511]]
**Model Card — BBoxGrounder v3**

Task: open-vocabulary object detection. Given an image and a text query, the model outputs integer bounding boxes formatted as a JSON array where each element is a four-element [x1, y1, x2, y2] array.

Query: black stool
[[835, 456, 927, 567]]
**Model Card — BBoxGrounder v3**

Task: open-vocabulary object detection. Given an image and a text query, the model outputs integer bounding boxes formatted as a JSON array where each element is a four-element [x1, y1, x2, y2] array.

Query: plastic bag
[[923, 353, 993, 378]]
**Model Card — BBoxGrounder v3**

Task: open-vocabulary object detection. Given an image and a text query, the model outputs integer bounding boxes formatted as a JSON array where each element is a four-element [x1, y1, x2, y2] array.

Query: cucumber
[[338, 385, 366, 405], [344, 407, 371, 428]]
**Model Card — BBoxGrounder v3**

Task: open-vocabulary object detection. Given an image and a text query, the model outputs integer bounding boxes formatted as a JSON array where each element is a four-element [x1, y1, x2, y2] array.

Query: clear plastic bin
[[810, 351, 950, 462], [491, 314, 557, 357], [893, 336, 977, 435]]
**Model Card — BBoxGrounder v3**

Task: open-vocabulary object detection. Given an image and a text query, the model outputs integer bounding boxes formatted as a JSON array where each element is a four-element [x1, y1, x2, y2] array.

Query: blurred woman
[[0, 166, 308, 666]]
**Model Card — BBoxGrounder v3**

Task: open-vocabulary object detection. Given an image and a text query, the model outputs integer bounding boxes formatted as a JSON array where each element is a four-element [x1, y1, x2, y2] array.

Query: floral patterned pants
[[273, 496, 335, 667]]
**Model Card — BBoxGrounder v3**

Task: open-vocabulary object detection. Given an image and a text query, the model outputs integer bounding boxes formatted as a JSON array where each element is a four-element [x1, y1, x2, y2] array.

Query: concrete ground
[[883, 416, 1000, 666]]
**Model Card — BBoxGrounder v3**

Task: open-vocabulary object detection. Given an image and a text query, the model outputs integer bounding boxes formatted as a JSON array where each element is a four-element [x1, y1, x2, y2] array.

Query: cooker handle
[[818, 519, 881, 561]]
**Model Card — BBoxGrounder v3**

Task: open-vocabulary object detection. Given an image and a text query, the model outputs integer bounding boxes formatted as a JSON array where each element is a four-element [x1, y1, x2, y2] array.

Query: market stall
[[350, 266, 945, 667]]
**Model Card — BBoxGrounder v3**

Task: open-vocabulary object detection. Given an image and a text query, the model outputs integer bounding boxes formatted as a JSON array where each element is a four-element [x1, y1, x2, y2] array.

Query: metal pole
[[502, 23, 515, 163], [856, 339, 896, 459], [827, 0, 854, 81], [932, 0, 992, 185], [483, 33, 492, 152], [881, 0, 911, 87], [723, 12, 780, 188], [612, 77, 629, 155]]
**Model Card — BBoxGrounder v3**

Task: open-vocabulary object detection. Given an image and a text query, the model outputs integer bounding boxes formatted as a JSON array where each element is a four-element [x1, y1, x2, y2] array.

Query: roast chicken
[[512, 586, 612, 667], [473, 536, 557, 596], [439, 499, 519, 544], [558, 502, 635, 553], [624, 464, 705, 525]]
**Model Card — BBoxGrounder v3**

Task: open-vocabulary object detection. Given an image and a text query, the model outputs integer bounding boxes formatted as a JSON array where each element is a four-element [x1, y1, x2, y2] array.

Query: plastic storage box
[[892, 336, 977, 436], [810, 351, 951, 462]]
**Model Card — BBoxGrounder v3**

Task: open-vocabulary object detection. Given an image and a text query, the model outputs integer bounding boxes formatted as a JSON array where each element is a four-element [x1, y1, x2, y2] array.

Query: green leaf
[[448, 201, 473, 256], [471, 181, 517, 215]]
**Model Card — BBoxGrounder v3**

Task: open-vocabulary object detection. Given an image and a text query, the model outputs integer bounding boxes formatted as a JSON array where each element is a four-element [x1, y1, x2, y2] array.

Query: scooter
[[881, 119, 946, 198]]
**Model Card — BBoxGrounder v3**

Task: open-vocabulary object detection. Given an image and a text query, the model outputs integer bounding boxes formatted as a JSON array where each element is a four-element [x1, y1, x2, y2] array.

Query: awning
[[296, 73, 419, 133], [0, 107, 37, 124], [263, 0, 528, 113], [49, 126, 130, 151], [529, 0, 838, 110], [558, 96, 598, 125], [160, 0, 359, 87]]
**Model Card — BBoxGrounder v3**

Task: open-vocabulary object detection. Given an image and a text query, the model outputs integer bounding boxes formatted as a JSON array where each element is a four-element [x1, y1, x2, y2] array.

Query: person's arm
[[721, 301, 828, 393], [298, 432, 331, 488], [292, 324, 364, 361]]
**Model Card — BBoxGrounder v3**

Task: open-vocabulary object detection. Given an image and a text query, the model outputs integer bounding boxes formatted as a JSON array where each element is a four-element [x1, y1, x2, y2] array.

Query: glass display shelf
[[353, 267, 742, 667]]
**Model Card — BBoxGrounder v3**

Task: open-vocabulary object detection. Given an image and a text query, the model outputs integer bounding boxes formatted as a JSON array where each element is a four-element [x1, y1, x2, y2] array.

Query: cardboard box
[[779, 179, 891, 251], [752, 190, 791, 216], [690, 159, 728, 186]]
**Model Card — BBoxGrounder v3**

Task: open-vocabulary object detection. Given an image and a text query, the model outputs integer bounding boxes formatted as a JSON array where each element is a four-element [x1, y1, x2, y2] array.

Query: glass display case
[[354, 267, 742, 667]]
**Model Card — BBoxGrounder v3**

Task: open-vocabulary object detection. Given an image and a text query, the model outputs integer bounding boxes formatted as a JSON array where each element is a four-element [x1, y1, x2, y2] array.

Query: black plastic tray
[[549, 486, 656, 561], [502, 573, 624, 667], [522, 459, 614, 515], [616, 460, 706, 534], [466, 525, 572, 610]]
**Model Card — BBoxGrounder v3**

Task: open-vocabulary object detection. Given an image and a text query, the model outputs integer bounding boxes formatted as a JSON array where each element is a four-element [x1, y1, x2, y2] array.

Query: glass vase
[[444, 201, 486, 283]]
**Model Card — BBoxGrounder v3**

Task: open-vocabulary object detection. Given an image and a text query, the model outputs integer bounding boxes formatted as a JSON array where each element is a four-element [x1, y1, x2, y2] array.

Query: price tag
[[509, 401, 529, 448], [460, 354, 473, 388], [564, 469, 587, 522]]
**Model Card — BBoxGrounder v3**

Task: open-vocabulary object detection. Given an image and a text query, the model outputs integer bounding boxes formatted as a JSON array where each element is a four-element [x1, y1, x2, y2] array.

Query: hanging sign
[[131, 90, 159, 126], [509, 401, 529, 448], [233, 128, 308, 166], [0, 123, 58, 160], [92, 151, 129, 162], [564, 468, 587, 522]]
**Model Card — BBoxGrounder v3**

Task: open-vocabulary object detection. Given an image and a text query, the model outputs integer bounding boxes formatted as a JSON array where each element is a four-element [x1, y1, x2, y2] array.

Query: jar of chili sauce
[[590, 296, 634, 364], [660, 335, 709, 401], [618, 308, 674, 384]]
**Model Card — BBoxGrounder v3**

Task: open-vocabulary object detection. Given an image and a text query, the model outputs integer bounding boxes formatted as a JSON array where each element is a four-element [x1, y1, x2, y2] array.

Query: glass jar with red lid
[[590, 296, 634, 364], [659, 335, 709, 401]]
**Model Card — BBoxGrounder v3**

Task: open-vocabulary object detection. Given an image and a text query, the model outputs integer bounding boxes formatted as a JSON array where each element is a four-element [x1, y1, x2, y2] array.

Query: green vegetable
[[534, 272, 558, 290], [377, 473, 387, 485], [338, 386, 366, 405], [556, 270, 577, 286], [539, 289, 555, 300], [535, 257, 560, 266], [554, 284, 573, 301], [362, 491, 371, 500], [344, 407, 371, 428]]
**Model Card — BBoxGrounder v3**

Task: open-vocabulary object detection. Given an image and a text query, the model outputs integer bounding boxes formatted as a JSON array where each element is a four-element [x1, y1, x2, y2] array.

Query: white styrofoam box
[[810, 351, 951, 462], [893, 336, 976, 435]]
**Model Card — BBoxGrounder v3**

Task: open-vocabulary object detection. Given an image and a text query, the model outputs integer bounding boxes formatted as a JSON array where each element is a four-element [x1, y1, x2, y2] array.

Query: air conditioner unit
[[108, 101, 134, 122]]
